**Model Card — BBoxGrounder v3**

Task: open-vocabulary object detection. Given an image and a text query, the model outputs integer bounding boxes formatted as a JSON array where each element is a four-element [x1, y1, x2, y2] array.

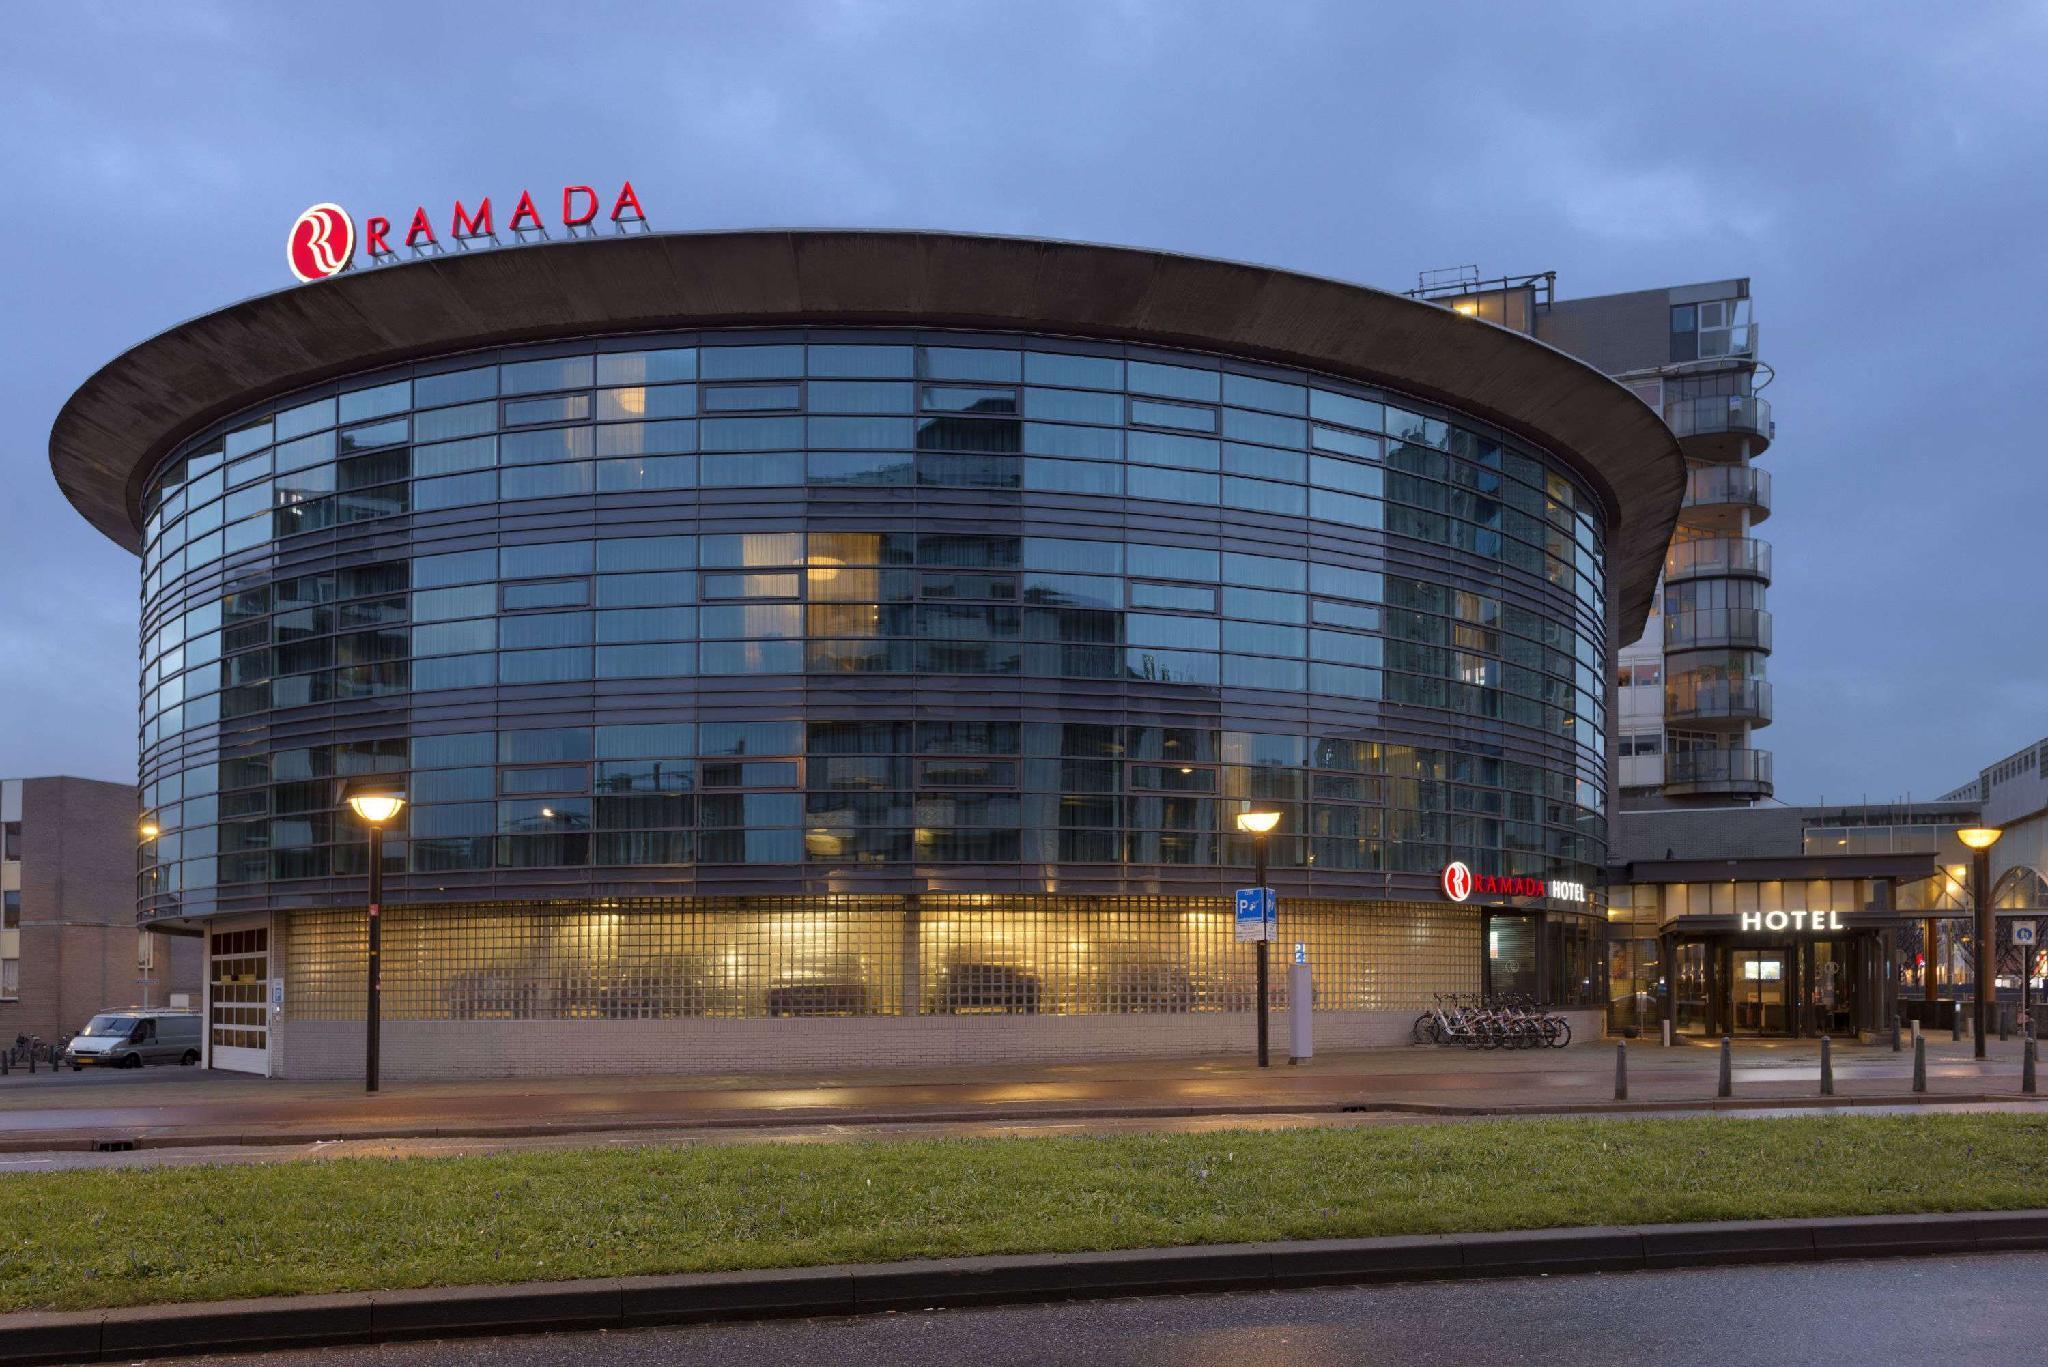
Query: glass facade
[[128, 326, 1611, 1017], [282, 897, 1483, 1023]]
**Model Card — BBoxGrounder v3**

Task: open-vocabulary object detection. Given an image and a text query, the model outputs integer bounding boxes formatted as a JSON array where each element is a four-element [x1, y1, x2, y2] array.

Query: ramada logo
[[288, 203, 355, 282], [1442, 861, 1474, 902], [285, 182, 646, 282], [1441, 865, 1579, 902]]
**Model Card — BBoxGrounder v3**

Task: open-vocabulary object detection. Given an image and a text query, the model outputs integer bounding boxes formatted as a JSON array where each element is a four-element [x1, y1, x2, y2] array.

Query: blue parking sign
[[1235, 887, 1275, 942]]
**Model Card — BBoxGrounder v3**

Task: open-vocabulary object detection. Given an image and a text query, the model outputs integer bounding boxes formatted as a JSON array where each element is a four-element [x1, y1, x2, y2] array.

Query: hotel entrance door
[[1732, 949, 1789, 1034]]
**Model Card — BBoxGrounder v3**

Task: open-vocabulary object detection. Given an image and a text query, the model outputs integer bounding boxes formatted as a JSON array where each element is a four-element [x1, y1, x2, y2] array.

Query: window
[[1, 889, 17, 1001], [1, 822, 18, 860]]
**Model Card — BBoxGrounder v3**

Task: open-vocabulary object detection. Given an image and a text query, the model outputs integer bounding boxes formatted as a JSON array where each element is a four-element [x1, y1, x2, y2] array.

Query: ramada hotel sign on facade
[[287, 181, 647, 281], [1440, 862, 1588, 906]]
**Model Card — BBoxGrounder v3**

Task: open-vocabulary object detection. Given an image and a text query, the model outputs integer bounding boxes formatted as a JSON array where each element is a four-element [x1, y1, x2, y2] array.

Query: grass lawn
[[4, 1112, 2047, 1314]]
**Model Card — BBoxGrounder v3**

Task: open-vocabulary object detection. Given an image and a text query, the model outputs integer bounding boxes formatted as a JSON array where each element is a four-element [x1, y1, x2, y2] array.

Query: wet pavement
[[1, 1035, 2040, 1160], [6, 1097, 2045, 1173], [145, 1251, 2048, 1366]]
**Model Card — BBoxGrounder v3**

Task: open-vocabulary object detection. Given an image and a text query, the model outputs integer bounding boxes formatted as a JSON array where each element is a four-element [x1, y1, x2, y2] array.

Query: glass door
[[1732, 949, 1788, 1034], [207, 919, 272, 1074], [1674, 943, 1709, 1036]]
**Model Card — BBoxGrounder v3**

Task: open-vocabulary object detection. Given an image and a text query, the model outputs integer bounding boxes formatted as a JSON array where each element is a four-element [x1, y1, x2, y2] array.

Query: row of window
[[140, 442, 1604, 627], [140, 533, 1603, 752], [147, 532, 1599, 670], [138, 335, 1608, 622], [146, 338, 1603, 540], [137, 721, 1604, 905]]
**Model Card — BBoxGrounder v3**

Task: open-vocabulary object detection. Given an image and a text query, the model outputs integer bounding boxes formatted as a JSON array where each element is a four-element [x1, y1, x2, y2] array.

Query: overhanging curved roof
[[48, 228, 1683, 636]]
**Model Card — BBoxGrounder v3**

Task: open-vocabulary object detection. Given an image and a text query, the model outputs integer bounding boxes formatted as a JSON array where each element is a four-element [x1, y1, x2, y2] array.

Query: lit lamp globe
[[1958, 827, 2002, 851], [1235, 809, 1282, 836], [139, 820, 160, 841], [347, 792, 406, 825]]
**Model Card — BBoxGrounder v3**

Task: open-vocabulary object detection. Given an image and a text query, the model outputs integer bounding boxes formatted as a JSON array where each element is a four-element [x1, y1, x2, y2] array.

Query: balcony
[[1665, 676, 1773, 726], [1681, 466, 1771, 526], [1663, 394, 1774, 460], [1664, 748, 1774, 800], [1665, 536, 1771, 583], [1663, 608, 1773, 652]]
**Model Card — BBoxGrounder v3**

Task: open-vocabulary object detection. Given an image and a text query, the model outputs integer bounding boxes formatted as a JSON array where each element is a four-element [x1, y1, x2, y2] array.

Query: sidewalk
[[2, 1035, 2040, 1154]]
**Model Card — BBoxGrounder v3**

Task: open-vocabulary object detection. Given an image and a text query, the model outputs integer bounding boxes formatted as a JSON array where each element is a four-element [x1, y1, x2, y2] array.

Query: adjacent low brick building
[[1, 776, 201, 1050]]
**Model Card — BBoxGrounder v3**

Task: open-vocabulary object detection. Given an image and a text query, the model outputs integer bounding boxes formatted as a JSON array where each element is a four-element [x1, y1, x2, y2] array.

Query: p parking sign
[[1235, 887, 1275, 942]]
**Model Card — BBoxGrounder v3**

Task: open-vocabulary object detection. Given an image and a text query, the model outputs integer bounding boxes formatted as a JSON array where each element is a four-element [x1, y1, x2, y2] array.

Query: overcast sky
[[3, 1, 2044, 805]]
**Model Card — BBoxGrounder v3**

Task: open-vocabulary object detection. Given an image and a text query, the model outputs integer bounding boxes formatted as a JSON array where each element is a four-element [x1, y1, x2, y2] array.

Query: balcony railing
[[1681, 466, 1771, 519], [1664, 394, 1774, 453], [1665, 536, 1772, 582], [1664, 608, 1773, 652], [1665, 748, 1774, 797], [1665, 677, 1773, 724]]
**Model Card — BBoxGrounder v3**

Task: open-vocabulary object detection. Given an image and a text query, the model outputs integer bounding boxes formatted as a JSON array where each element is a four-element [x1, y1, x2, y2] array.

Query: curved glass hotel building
[[50, 230, 1681, 1076]]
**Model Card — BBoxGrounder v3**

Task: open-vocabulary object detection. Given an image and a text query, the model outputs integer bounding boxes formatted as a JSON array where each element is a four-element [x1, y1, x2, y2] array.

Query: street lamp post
[[346, 787, 406, 1093], [1959, 826, 2002, 1060], [139, 820, 160, 1009], [1236, 808, 1282, 1068]]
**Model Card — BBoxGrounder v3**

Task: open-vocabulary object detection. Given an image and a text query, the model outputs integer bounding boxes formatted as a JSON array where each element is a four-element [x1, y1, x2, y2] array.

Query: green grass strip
[[4, 1113, 2046, 1314]]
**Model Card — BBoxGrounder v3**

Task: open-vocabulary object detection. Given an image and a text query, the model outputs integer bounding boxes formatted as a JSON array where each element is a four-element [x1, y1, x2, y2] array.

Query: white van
[[62, 1010, 203, 1070]]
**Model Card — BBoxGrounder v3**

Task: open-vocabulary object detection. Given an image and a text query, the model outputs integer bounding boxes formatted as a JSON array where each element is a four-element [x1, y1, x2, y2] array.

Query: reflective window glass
[[1128, 360, 1219, 402], [414, 367, 498, 408], [923, 347, 1021, 383], [1024, 352, 1123, 389], [501, 355, 595, 395], [700, 345, 804, 380], [597, 349, 697, 386]]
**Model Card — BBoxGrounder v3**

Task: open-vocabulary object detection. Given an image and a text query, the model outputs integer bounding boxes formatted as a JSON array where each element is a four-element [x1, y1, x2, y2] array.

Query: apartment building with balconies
[[1411, 271, 1776, 806]]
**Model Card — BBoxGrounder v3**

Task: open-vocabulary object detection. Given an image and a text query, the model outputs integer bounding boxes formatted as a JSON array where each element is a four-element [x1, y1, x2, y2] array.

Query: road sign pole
[[2016, 922, 2038, 1038], [1254, 834, 1270, 1069]]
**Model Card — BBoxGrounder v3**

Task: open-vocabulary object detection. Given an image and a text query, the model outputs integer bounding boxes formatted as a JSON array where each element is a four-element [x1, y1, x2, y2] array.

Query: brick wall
[[0, 776, 202, 1046]]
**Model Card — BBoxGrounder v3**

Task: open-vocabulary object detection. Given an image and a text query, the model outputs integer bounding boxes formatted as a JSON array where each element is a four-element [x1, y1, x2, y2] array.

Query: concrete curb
[[5, 1210, 2046, 1364], [1, 1090, 2038, 1156]]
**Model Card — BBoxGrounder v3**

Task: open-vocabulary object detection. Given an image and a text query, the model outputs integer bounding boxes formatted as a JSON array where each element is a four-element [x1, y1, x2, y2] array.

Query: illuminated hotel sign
[[287, 181, 648, 282], [1441, 862, 1588, 905], [1740, 910, 1846, 933]]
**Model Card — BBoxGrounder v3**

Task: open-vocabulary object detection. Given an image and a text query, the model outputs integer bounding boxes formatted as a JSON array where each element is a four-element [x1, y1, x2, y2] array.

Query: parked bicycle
[[5, 1034, 61, 1069], [1412, 993, 1573, 1049]]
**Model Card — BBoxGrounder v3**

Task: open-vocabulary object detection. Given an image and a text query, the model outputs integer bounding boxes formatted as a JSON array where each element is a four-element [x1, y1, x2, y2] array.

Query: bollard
[[2025, 1038, 2038, 1096], [1, 1048, 9, 1076], [1912, 1033, 1927, 1093], [1891, 1013, 1901, 1052], [2000, 1005, 2010, 1042], [1952, 1006, 1961, 1042], [1615, 1041, 1628, 1102], [26, 1047, 34, 1076], [1718, 1036, 1733, 1098], [1820, 1035, 1834, 1096]]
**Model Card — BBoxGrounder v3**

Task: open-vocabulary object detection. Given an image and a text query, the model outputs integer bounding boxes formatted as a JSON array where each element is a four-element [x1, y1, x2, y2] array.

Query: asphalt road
[[151, 1253, 2039, 1366]]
